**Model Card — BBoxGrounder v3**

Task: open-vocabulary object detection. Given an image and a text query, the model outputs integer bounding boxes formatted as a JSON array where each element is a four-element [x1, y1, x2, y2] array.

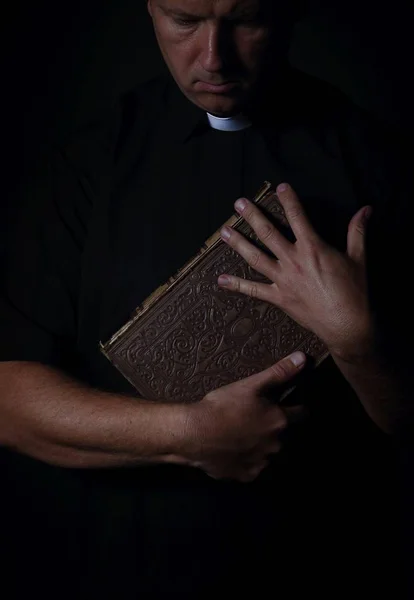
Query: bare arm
[[0, 353, 307, 480], [330, 350, 413, 436], [0, 361, 195, 469]]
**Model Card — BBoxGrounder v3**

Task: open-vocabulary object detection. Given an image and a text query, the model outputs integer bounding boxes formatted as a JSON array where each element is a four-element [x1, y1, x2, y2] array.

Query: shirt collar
[[207, 112, 252, 132], [164, 65, 307, 144]]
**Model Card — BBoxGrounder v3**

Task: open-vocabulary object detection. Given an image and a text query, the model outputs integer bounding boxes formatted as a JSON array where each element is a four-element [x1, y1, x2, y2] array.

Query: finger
[[242, 352, 307, 391], [242, 456, 271, 469], [217, 273, 276, 303], [238, 461, 269, 483], [220, 225, 280, 281], [266, 440, 283, 455], [276, 183, 320, 243], [347, 205, 372, 266], [267, 406, 309, 450], [283, 404, 310, 426], [233, 197, 292, 259], [268, 405, 308, 435]]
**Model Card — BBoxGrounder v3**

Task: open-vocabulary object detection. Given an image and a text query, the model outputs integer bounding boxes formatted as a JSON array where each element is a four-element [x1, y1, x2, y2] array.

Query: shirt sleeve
[[0, 145, 93, 367], [0, 79, 165, 370]]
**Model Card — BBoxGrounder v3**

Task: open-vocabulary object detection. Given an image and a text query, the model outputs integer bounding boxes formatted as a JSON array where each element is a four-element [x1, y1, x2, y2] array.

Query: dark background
[[1, 0, 414, 592], [2, 0, 412, 267], [3, 0, 414, 180]]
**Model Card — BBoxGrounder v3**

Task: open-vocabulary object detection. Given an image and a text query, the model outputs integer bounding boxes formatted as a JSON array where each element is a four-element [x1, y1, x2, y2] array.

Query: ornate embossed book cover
[[100, 181, 329, 404]]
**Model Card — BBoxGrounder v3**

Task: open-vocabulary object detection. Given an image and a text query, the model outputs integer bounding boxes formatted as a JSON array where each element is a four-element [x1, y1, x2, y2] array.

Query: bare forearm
[[0, 361, 196, 469], [331, 350, 413, 435]]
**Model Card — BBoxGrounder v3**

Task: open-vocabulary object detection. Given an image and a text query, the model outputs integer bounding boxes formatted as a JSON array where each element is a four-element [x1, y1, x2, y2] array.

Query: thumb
[[246, 351, 307, 390], [347, 206, 372, 265]]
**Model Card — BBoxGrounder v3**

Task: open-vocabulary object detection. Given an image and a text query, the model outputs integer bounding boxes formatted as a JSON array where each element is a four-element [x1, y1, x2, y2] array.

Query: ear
[[147, 0, 153, 18]]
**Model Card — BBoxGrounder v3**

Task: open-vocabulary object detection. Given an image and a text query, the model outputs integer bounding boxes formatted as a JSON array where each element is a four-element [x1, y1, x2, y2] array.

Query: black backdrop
[[2, 0, 412, 254], [3, 0, 414, 180]]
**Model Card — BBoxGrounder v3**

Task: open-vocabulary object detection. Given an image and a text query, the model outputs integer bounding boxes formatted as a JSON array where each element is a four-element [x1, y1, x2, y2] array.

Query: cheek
[[156, 26, 196, 72], [168, 47, 196, 80]]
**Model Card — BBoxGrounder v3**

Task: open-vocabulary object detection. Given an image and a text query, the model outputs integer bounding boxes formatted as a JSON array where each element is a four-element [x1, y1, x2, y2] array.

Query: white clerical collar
[[207, 112, 252, 132]]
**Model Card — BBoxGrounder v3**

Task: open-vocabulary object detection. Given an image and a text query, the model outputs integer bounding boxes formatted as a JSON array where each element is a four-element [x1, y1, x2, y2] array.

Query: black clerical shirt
[[1, 66, 410, 598]]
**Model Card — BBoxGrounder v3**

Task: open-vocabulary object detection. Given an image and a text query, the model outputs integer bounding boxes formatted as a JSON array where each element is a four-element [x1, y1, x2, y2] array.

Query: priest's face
[[147, 0, 291, 117]]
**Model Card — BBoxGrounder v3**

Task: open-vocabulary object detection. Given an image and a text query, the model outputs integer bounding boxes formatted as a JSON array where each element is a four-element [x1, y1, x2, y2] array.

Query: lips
[[196, 81, 238, 94]]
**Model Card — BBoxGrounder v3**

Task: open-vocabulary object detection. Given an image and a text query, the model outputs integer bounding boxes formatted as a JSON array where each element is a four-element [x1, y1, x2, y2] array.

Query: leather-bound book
[[100, 181, 329, 404]]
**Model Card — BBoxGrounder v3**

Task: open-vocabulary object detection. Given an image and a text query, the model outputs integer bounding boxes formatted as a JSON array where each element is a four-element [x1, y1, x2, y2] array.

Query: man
[[0, 0, 411, 598]]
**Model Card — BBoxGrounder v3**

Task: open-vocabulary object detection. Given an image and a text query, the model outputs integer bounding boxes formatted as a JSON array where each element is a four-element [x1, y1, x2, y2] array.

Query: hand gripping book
[[100, 181, 329, 404]]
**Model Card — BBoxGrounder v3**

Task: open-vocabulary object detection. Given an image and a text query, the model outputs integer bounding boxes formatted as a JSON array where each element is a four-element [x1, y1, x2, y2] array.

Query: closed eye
[[171, 14, 263, 28], [172, 17, 199, 27]]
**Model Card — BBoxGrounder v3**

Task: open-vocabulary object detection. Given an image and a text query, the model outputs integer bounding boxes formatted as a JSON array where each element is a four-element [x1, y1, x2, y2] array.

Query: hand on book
[[185, 351, 307, 482], [218, 183, 375, 363]]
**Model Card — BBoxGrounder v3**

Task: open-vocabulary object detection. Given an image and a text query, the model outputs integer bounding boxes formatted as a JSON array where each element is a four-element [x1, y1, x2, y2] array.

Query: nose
[[198, 23, 231, 74]]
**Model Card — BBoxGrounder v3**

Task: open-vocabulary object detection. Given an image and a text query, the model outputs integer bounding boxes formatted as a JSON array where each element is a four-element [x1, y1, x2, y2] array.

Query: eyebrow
[[157, 3, 203, 18], [160, 7, 201, 18]]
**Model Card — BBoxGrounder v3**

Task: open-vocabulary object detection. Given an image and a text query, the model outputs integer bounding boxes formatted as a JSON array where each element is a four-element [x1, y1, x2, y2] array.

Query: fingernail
[[288, 351, 306, 367], [235, 198, 247, 213], [218, 275, 231, 286], [221, 226, 231, 240], [277, 183, 288, 193]]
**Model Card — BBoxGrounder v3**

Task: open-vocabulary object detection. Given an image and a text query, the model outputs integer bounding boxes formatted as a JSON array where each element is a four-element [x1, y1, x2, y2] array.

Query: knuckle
[[258, 223, 274, 242], [249, 283, 259, 299], [286, 204, 303, 221], [275, 411, 288, 433], [247, 250, 261, 268], [269, 361, 291, 380], [353, 222, 365, 236]]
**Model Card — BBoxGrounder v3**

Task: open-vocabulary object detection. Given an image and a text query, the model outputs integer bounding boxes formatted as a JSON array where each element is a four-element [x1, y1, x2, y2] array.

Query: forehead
[[154, 0, 268, 16]]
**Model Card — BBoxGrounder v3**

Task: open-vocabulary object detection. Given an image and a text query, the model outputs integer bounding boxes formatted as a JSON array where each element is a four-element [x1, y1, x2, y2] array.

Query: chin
[[196, 93, 244, 117]]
